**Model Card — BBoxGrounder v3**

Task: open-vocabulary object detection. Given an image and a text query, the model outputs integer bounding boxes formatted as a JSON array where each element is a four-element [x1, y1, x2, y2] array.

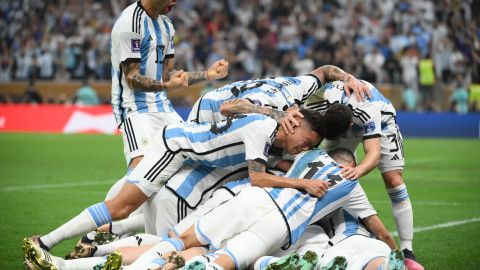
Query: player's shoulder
[[113, 2, 146, 34]]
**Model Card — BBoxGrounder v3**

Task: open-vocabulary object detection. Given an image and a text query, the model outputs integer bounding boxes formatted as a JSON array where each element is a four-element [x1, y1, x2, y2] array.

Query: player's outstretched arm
[[121, 61, 188, 92], [248, 160, 330, 197], [220, 98, 302, 134], [361, 214, 398, 250], [164, 58, 229, 86], [310, 65, 371, 101]]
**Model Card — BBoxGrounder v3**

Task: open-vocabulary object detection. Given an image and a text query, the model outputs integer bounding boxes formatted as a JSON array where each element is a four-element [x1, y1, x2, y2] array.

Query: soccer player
[[99, 0, 230, 249], [305, 80, 424, 270], [256, 148, 403, 270], [24, 104, 352, 256], [188, 65, 369, 126]]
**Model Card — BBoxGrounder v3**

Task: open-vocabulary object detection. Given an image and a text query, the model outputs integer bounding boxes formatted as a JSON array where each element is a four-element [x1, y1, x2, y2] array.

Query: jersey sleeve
[[354, 102, 382, 139], [162, 15, 175, 57], [117, 31, 143, 63], [341, 185, 377, 219], [297, 75, 322, 104], [243, 117, 278, 164]]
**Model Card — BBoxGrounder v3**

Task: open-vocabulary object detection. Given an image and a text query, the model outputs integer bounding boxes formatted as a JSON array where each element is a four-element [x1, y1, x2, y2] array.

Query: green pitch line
[[0, 134, 479, 269]]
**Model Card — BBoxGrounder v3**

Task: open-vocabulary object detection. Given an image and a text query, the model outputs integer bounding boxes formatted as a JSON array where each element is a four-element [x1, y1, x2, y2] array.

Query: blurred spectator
[[401, 83, 418, 112], [469, 83, 480, 112], [22, 79, 43, 104], [74, 77, 99, 106], [418, 53, 436, 110], [449, 74, 469, 114]]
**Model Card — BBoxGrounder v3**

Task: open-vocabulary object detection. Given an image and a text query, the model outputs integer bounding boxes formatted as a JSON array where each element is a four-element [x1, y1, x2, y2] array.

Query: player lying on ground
[[305, 80, 423, 270]]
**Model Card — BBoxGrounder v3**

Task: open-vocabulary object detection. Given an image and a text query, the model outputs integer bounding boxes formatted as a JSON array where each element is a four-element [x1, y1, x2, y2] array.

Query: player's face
[[285, 124, 321, 155], [155, 0, 177, 14]]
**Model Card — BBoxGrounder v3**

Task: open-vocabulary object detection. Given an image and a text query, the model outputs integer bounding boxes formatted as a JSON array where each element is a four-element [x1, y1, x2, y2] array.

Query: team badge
[[363, 122, 376, 134], [263, 142, 272, 156], [131, 39, 140, 52]]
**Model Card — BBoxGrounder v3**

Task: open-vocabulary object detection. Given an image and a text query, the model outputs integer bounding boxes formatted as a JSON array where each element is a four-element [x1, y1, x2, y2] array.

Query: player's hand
[[339, 164, 362, 180], [343, 74, 371, 102], [206, 59, 229, 80], [166, 70, 188, 89], [303, 180, 331, 197], [280, 109, 303, 135]]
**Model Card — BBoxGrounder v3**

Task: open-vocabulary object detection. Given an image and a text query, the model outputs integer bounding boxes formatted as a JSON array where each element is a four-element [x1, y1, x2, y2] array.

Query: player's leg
[[29, 130, 183, 251], [93, 233, 163, 257], [379, 127, 423, 269]]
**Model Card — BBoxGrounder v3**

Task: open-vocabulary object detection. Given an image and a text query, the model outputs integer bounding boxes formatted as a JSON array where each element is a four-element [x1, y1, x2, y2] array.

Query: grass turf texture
[[1, 133, 479, 269]]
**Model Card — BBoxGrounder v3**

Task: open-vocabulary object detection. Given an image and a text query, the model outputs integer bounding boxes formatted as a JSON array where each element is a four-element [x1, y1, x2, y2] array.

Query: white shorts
[[195, 187, 289, 269], [120, 112, 183, 164], [143, 186, 195, 236], [318, 235, 391, 270], [323, 124, 405, 174], [127, 130, 186, 197], [172, 188, 234, 236]]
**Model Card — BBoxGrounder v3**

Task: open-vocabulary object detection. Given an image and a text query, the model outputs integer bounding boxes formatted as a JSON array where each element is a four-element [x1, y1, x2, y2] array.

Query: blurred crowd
[[1, 0, 479, 112]]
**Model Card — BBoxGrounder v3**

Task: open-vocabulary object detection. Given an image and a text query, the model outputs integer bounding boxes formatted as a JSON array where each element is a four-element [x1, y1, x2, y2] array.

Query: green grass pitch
[[1, 133, 479, 269]]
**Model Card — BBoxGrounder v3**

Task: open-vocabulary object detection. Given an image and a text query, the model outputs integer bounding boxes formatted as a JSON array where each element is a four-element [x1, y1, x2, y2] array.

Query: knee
[[382, 170, 404, 188], [105, 200, 137, 220]]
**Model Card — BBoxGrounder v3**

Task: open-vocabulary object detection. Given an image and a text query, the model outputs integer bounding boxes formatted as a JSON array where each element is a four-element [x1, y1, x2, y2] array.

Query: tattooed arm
[[310, 65, 371, 101], [121, 61, 187, 92], [164, 58, 230, 86], [220, 98, 302, 134], [248, 160, 330, 197]]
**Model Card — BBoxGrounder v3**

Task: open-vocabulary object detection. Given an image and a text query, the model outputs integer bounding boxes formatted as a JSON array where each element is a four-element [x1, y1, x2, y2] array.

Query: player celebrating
[[305, 80, 423, 270], [24, 104, 352, 260], [188, 65, 369, 125]]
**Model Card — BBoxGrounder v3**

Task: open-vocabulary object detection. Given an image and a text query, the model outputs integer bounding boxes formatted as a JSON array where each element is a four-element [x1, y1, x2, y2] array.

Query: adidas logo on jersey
[[149, 35, 153, 41], [391, 154, 400, 160]]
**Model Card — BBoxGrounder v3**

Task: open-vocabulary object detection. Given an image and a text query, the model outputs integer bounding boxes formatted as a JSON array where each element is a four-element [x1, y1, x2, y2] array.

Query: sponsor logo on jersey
[[131, 39, 141, 52], [363, 122, 376, 134]]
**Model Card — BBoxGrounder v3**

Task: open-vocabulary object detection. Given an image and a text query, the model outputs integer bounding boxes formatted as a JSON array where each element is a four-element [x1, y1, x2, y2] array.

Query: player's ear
[[349, 161, 356, 166]]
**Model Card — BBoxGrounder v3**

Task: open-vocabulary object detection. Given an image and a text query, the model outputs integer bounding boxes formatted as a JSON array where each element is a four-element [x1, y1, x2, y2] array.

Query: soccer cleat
[[183, 260, 207, 270], [93, 231, 119, 245], [388, 249, 406, 270], [319, 256, 347, 270], [402, 249, 424, 270], [65, 242, 97, 259], [266, 252, 300, 270], [285, 250, 318, 270], [23, 238, 58, 270], [101, 251, 122, 270], [162, 251, 186, 270], [27, 235, 50, 251]]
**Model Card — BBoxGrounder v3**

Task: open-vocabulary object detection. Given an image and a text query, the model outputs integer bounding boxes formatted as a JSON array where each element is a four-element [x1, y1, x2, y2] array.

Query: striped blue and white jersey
[[305, 80, 397, 140], [163, 113, 278, 172], [189, 75, 321, 123], [264, 149, 358, 245], [320, 209, 375, 245], [166, 164, 248, 208], [111, 1, 176, 125], [219, 169, 285, 196]]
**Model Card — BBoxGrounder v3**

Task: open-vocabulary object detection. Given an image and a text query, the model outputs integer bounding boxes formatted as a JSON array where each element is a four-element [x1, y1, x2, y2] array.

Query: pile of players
[[22, 1, 424, 270]]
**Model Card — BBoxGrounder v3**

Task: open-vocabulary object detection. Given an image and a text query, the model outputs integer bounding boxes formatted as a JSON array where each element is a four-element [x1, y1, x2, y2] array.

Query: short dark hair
[[299, 108, 325, 138], [322, 103, 352, 140], [327, 147, 356, 166]]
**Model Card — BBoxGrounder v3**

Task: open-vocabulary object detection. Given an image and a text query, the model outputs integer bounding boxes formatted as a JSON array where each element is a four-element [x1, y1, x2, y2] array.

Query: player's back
[[188, 75, 321, 123], [264, 149, 358, 245], [164, 113, 278, 171]]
